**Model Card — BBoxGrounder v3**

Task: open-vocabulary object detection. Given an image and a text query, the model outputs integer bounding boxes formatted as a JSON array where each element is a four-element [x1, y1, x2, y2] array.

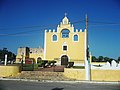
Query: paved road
[[0, 80, 120, 90]]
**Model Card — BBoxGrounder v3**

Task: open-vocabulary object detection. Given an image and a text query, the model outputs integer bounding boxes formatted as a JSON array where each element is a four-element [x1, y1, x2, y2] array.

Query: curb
[[0, 78, 120, 85]]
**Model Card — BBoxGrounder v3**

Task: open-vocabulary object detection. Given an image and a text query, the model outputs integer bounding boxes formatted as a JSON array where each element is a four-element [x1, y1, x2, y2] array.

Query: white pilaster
[[4, 54, 7, 66], [76, 29, 78, 32], [80, 29, 82, 32], [84, 29, 91, 80], [44, 30, 47, 60]]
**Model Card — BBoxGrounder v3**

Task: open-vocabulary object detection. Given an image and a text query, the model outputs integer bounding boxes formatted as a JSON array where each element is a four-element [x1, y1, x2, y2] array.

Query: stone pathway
[[9, 71, 71, 81], [7, 66, 73, 81]]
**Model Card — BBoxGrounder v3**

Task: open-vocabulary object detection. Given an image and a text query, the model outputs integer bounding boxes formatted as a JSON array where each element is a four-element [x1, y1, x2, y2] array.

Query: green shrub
[[67, 62, 74, 68], [22, 64, 34, 71], [38, 60, 48, 67], [34, 64, 38, 70], [73, 66, 85, 69], [48, 60, 56, 66]]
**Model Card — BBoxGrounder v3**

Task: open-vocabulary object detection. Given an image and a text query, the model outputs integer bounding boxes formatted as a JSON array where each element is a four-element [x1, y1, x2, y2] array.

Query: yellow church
[[16, 15, 88, 66]]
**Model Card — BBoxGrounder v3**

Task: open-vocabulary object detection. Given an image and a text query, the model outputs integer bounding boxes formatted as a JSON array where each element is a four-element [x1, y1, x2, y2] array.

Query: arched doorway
[[37, 57, 42, 63], [61, 55, 68, 66]]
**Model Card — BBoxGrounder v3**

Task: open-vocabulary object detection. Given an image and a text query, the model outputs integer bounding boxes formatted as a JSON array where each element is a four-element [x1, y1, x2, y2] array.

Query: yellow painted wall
[[63, 68, 85, 80], [45, 16, 86, 64], [29, 53, 44, 63], [91, 62, 106, 65], [91, 70, 120, 81], [16, 47, 29, 63], [46, 32, 85, 60], [16, 47, 44, 63], [64, 68, 120, 81], [0, 65, 21, 77]]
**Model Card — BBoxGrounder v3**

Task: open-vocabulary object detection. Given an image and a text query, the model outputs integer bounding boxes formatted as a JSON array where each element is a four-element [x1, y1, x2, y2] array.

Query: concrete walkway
[[0, 77, 120, 85]]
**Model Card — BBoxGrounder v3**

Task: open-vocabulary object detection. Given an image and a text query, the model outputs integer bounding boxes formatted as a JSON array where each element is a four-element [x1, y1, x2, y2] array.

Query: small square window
[[63, 46, 67, 51]]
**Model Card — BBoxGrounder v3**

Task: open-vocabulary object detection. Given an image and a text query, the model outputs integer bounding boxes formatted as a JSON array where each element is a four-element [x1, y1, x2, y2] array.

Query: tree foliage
[[98, 56, 104, 62], [92, 56, 116, 63], [92, 56, 97, 62], [118, 57, 120, 62], [0, 48, 16, 61]]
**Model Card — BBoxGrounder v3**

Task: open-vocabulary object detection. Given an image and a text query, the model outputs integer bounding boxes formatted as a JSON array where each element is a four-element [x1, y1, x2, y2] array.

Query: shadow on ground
[[51, 87, 64, 90]]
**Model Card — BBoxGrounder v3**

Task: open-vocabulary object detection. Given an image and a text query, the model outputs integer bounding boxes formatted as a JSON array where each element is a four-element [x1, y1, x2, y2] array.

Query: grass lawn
[[73, 66, 85, 69]]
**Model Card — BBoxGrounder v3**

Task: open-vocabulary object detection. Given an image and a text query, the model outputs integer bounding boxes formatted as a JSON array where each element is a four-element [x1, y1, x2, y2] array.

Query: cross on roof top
[[65, 13, 67, 17]]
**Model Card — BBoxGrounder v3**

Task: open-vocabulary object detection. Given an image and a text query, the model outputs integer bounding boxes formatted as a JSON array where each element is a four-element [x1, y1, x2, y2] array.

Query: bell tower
[[57, 14, 74, 33], [62, 13, 69, 24]]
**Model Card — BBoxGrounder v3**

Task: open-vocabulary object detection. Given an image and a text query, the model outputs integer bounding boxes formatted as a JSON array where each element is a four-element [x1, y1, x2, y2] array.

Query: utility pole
[[21, 53, 24, 70], [85, 14, 91, 80]]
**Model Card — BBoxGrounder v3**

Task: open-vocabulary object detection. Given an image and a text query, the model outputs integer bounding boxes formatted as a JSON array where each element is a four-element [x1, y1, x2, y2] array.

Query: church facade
[[44, 15, 87, 65], [16, 15, 88, 65]]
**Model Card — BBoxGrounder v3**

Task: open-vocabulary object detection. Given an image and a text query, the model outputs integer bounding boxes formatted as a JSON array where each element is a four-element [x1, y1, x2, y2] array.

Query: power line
[[0, 19, 85, 37], [0, 19, 120, 37], [0, 20, 120, 31], [0, 19, 85, 31], [0, 24, 57, 31], [0, 25, 57, 36], [89, 20, 120, 26]]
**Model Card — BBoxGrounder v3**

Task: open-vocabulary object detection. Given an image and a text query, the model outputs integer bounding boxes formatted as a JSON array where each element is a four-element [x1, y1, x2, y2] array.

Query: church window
[[53, 35, 57, 41], [64, 20, 67, 24], [61, 29, 70, 38], [74, 35, 78, 41], [63, 46, 67, 51]]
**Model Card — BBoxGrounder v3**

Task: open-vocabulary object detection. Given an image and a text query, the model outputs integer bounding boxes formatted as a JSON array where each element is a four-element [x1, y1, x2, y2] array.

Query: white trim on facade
[[44, 30, 47, 60], [51, 34, 58, 42], [84, 29, 90, 80], [72, 34, 79, 42], [84, 30, 87, 65]]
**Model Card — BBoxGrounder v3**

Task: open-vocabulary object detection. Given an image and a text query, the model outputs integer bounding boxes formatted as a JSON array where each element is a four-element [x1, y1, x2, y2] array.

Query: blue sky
[[0, 0, 120, 59]]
